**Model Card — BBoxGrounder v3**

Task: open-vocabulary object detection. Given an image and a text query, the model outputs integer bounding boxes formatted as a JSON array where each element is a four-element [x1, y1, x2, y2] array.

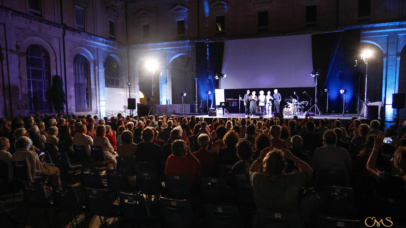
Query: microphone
[[303, 91, 307, 94]]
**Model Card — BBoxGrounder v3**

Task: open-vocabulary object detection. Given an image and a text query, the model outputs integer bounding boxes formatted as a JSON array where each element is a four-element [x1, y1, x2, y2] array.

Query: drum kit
[[283, 98, 309, 117]]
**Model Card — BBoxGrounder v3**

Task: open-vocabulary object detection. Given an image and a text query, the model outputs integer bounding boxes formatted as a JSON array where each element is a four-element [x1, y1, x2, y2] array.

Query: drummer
[[266, 91, 273, 116]]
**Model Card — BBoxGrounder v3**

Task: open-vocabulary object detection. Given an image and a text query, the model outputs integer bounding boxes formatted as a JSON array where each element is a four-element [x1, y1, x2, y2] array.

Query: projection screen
[[221, 34, 314, 89]]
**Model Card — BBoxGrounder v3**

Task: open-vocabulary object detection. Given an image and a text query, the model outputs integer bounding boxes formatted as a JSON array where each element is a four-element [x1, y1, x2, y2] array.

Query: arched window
[[74, 54, 91, 111], [26, 45, 50, 113], [104, 56, 120, 88]]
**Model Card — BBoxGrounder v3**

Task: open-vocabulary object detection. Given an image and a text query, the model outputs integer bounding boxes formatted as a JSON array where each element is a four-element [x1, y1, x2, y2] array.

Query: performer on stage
[[266, 91, 273, 116], [243, 90, 250, 116], [249, 91, 258, 116], [258, 90, 266, 116], [273, 89, 282, 114]]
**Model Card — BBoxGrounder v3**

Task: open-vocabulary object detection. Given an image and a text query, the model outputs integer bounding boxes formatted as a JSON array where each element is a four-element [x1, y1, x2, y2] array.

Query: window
[[28, 0, 42, 17], [75, 6, 85, 31], [305, 5, 317, 27], [258, 11, 268, 31], [74, 54, 91, 111], [142, 24, 150, 40], [26, 45, 50, 113], [104, 56, 120, 88], [177, 20, 185, 38], [358, 0, 371, 22], [216, 16, 225, 34], [109, 20, 116, 39]]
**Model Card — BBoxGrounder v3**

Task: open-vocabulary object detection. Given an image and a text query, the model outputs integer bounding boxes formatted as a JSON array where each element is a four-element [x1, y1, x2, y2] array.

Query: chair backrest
[[319, 186, 355, 218], [254, 208, 300, 228], [84, 187, 119, 217], [235, 177, 255, 205], [52, 185, 81, 209], [106, 169, 131, 193], [117, 156, 136, 175], [201, 177, 231, 203], [51, 151, 70, 170], [204, 204, 242, 228], [81, 167, 105, 188], [137, 170, 162, 195], [316, 169, 348, 190], [23, 181, 51, 207], [317, 216, 362, 228], [160, 197, 194, 228], [91, 145, 106, 161], [119, 192, 150, 222], [165, 174, 192, 199], [0, 160, 9, 182], [74, 145, 90, 162], [12, 161, 29, 181]]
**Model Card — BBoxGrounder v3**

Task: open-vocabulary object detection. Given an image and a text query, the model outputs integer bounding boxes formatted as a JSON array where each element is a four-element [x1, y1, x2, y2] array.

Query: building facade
[[1, 0, 406, 120]]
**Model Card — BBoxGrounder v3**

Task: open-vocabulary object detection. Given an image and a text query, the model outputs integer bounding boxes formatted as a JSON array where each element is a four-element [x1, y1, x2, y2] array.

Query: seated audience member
[[232, 139, 253, 181], [46, 126, 59, 149], [86, 123, 96, 138], [215, 130, 240, 170], [239, 118, 248, 138], [193, 133, 216, 168], [286, 135, 309, 172], [312, 130, 352, 177], [162, 120, 174, 140], [12, 136, 61, 185], [270, 125, 288, 150], [162, 127, 182, 163], [350, 123, 369, 156], [0, 137, 13, 181], [245, 124, 256, 146], [28, 125, 46, 151], [135, 127, 163, 174], [105, 125, 117, 150], [212, 126, 227, 151], [334, 128, 350, 151], [116, 125, 125, 147], [117, 130, 137, 157], [252, 133, 271, 160], [369, 120, 382, 135], [249, 147, 313, 228], [181, 117, 192, 137], [165, 139, 201, 185], [367, 133, 406, 202], [58, 125, 73, 155], [93, 125, 118, 169], [73, 124, 93, 156], [300, 121, 321, 153]]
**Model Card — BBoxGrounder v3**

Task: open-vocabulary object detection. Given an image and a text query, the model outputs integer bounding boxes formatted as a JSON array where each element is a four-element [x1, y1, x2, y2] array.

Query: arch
[[169, 55, 195, 104], [20, 36, 57, 65], [168, 53, 191, 65], [360, 43, 384, 104], [26, 44, 51, 113], [398, 45, 406, 119], [104, 55, 120, 88], [71, 47, 95, 62], [73, 54, 91, 111], [361, 40, 384, 53]]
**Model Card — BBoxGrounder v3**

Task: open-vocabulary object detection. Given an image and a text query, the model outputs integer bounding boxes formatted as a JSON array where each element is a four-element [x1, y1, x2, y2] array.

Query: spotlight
[[340, 89, 347, 94], [145, 59, 158, 73], [214, 73, 226, 80], [206, 91, 211, 95], [361, 49, 373, 61], [215, 74, 219, 80], [182, 92, 187, 97], [324, 88, 329, 93], [223, 74, 226, 78], [311, 70, 320, 78]]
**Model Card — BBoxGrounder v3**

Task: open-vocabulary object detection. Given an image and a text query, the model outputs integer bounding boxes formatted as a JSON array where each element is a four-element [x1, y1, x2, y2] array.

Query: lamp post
[[206, 91, 211, 114], [145, 59, 158, 116], [181, 92, 186, 115], [361, 49, 373, 118], [340, 89, 347, 116], [324, 88, 329, 113]]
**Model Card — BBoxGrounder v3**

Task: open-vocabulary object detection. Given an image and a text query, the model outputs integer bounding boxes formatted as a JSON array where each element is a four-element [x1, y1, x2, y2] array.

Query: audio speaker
[[127, 98, 136, 110], [392, 93, 405, 109], [209, 108, 217, 116]]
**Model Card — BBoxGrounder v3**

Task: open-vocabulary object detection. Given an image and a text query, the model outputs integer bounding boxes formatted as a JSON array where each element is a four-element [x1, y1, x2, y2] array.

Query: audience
[[117, 130, 137, 158], [93, 125, 118, 169]]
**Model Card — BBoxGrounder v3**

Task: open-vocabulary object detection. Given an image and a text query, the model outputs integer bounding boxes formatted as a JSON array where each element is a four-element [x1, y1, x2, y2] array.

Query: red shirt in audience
[[193, 148, 216, 166], [106, 132, 117, 150], [165, 154, 201, 184]]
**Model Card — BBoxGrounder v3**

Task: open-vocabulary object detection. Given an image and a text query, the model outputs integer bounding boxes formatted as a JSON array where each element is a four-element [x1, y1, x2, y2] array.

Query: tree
[[48, 75, 66, 114]]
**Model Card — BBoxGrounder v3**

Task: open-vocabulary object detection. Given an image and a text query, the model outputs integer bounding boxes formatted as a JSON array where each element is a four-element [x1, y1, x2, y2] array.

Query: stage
[[181, 113, 362, 120]]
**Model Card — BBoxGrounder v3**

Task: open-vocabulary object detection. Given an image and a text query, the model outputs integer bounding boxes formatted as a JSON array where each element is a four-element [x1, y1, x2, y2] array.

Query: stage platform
[[180, 113, 362, 120]]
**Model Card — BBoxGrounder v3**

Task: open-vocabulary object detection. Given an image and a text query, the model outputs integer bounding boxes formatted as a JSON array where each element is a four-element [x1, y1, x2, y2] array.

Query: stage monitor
[[221, 34, 314, 89]]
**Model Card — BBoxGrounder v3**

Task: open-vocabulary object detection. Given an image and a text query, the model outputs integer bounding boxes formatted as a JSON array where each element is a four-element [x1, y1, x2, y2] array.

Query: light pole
[[306, 70, 322, 115], [145, 59, 158, 116], [324, 88, 329, 113], [340, 89, 347, 116], [361, 49, 373, 118], [206, 91, 211, 114], [181, 92, 186, 115]]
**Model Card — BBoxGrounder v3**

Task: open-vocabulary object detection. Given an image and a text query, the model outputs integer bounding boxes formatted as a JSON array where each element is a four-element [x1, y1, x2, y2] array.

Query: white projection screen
[[221, 34, 314, 89]]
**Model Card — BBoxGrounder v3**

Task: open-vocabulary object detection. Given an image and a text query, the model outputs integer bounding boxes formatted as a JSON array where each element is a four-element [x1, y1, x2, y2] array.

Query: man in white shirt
[[73, 124, 93, 156]]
